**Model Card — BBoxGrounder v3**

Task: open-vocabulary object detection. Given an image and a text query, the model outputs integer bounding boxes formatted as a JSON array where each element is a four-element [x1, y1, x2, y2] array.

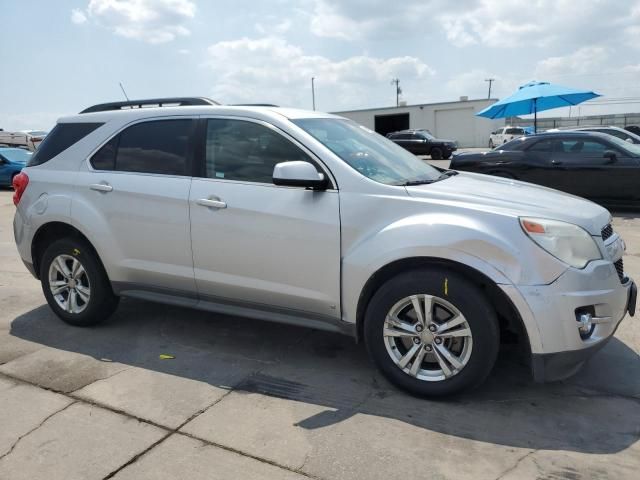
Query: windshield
[[418, 131, 435, 140], [607, 135, 640, 156], [292, 118, 441, 185], [1, 148, 32, 163], [27, 131, 48, 137]]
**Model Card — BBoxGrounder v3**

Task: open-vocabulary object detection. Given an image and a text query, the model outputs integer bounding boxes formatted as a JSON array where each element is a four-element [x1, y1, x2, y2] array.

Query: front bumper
[[501, 259, 635, 382]]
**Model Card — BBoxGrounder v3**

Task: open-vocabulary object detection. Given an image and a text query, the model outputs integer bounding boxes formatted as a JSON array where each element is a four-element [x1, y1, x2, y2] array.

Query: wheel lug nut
[[424, 345, 432, 352], [413, 338, 421, 344], [415, 325, 423, 332], [428, 324, 437, 332], [435, 337, 442, 345]]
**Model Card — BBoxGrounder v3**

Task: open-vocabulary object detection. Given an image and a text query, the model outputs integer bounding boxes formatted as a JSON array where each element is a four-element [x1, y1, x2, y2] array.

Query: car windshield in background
[[293, 118, 441, 185], [26, 130, 48, 136], [419, 131, 435, 140], [1, 148, 32, 163], [607, 135, 640, 156]]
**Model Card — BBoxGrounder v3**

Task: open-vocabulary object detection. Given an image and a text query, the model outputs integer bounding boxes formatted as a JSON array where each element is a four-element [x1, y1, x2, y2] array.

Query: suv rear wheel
[[430, 147, 443, 160], [364, 268, 499, 397], [40, 238, 119, 326]]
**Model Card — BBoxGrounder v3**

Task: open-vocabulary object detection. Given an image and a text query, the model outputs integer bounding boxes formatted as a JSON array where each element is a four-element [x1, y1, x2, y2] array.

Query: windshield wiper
[[402, 179, 435, 186], [438, 170, 459, 179]]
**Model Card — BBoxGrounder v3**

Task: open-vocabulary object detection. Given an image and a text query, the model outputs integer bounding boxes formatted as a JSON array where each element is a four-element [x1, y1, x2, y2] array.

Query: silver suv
[[12, 97, 637, 396]]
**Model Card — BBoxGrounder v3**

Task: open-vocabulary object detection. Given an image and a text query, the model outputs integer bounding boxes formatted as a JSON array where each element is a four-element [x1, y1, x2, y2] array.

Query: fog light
[[577, 312, 593, 339]]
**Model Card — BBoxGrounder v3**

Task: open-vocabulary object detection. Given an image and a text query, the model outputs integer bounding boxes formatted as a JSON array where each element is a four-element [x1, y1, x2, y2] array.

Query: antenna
[[119, 82, 130, 101]]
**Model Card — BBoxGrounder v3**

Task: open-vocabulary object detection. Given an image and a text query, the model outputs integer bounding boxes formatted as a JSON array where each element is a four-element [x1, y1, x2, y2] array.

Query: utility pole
[[311, 77, 316, 111], [391, 78, 401, 107], [485, 78, 495, 99]]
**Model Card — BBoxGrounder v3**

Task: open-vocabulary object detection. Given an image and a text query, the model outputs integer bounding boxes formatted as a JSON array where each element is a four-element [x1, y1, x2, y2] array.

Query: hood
[[405, 172, 610, 235]]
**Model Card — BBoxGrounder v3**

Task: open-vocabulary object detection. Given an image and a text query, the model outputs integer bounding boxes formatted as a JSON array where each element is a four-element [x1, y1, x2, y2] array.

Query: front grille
[[601, 224, 614, 241], [615, 258, 625, 283]]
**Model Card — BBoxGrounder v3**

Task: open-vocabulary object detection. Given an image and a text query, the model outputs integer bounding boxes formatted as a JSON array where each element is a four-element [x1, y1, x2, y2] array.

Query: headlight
[[520, 217, 601, 269]]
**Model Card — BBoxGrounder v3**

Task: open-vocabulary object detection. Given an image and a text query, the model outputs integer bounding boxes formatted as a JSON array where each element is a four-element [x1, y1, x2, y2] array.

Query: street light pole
[[485, 78, 495, 99], [311, 77, 316, 111]]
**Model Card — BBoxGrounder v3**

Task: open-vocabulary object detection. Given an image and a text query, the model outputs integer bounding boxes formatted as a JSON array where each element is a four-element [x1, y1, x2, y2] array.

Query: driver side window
[[205, 119, 316, 183]]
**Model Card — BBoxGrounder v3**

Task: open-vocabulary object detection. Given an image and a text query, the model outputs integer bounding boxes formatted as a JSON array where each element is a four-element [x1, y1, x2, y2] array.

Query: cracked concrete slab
[[0, 402, 166, 480], [74, 367, 231, 429], [0, 334, 42, 365], [0, 377, 73, 458], [111, 433, 307, 480], [0, 347, 129, 393]]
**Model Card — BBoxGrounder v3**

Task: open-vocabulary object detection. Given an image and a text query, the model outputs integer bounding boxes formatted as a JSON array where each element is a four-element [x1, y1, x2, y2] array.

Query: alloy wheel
[[48, 254, 91, 314]]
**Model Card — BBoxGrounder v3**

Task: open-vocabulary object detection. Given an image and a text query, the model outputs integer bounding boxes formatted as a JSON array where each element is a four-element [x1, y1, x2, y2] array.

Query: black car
[[626, 125, 640, 137], [450, 131, 640, 207], [386, 129, 457, 159]]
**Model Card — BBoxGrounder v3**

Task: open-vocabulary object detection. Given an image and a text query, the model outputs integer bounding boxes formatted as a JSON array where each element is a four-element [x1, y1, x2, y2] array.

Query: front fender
[[341, 211, 566, 325]]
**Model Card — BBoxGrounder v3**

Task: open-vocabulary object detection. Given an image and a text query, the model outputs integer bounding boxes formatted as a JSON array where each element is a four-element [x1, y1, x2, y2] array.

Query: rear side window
[[28, 123, 103, 166], [90, 119, 194, 175], [505, 128, 523, 135]]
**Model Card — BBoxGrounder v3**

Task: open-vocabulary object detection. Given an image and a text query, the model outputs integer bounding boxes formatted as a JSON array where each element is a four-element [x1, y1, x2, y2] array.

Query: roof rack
[[79, 97, 220, 114]]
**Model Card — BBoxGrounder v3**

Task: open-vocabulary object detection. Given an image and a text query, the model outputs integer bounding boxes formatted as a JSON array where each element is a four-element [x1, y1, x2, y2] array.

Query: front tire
[[41, 238, 119, 326], [364, 268, 499, 397], [430, 147, 443, 160]]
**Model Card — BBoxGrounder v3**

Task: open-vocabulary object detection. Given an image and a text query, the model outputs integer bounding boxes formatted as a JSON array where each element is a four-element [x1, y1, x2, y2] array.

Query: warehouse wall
[[335, 99, 503, 147]]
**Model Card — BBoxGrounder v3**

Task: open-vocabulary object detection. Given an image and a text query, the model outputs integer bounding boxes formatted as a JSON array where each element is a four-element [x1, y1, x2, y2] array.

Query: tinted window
[[505, 128, 524, 135], [205, 119, 312, 183], [115, 120, 193, 175], [527, 139, 554, 152], [28, 123, 103, 166], [556, 140, 607, 154], [90, 137, 118, 170]]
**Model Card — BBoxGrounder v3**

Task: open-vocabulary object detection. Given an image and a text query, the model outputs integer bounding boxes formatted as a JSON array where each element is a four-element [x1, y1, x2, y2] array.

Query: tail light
[[12, 172, 29, 206]]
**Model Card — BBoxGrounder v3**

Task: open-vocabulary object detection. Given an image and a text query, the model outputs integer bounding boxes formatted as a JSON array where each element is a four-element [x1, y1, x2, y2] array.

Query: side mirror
[[625, 137, 633, 144], [603, 150, 617, 163], [273, 161, 328, 190]]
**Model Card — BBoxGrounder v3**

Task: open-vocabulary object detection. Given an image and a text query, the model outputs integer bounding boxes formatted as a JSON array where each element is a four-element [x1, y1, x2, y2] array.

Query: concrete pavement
[[0, 189, 638, 479]]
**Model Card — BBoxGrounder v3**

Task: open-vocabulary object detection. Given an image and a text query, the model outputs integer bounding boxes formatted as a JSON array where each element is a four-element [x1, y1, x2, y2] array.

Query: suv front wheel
[[364, 268, 499, 396], [40, 238, 119, 326]]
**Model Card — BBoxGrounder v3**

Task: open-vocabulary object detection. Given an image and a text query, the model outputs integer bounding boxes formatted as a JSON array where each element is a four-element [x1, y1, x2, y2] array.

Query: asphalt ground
[[0, 186, 638, 480]]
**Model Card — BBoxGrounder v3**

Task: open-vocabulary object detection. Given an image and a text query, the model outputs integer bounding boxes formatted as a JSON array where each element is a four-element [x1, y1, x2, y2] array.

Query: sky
[[1, 0, 640, 131]]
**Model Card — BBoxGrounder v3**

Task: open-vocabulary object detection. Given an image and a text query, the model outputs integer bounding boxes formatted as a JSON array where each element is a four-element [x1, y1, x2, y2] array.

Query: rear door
[[74, 118, 197, 295], [549, 137, 639, 202], [189, 117, 341, 319]]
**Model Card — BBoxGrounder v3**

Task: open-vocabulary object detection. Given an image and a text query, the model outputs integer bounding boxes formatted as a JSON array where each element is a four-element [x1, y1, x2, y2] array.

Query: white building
[[334, 98, 502, 148]]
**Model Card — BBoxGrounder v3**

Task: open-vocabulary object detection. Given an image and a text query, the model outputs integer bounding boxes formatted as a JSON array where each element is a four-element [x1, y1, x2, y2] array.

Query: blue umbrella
[[476, 81, 601, 132]]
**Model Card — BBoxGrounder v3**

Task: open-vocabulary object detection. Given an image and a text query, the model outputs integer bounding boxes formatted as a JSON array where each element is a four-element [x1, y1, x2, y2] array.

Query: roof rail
[[231, 103, 280, 107], [79, 97, 220, 114]]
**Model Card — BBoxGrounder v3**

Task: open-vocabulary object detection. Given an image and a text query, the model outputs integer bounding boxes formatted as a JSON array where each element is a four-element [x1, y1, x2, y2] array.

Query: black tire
[[40, 238, 119, 326], [430, 147, 443, 160], [364, 268, 499, 397], [443, 153, 452, 160], [488, 140, 494, 148]]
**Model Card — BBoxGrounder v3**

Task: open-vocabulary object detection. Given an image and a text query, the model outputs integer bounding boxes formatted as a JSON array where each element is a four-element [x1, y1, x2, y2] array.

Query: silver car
[[12, 98, 637, 396]]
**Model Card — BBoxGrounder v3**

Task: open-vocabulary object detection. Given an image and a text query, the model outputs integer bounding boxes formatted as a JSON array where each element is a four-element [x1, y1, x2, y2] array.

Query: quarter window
[[29, 123, 103, 166], [204, 119, 314, 183]]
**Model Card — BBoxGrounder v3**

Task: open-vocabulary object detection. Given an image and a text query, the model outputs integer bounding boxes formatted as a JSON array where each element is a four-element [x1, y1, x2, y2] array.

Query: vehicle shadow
[[8, 298, 640, 454]]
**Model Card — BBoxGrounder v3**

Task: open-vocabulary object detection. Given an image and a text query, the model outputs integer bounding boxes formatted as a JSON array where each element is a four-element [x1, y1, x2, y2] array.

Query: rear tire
[[364, 268, 499, 397], [40, 238, 119, 326], [430, 147, 443, 160], [488, 140, 494, 148]]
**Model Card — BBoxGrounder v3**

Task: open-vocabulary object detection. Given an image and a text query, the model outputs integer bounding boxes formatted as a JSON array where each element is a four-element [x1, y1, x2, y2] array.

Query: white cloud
[[71, 8, 88, 24], [71, 0, 196, 44], [536, 47, 610, 78], [256, 18, 292, 35], [203, 37, 433, 110]]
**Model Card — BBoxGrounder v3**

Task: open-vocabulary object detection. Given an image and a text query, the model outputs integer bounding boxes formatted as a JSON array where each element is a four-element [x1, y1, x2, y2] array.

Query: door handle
[[197, 198, 227, 209], [89, 183, 113, 192]]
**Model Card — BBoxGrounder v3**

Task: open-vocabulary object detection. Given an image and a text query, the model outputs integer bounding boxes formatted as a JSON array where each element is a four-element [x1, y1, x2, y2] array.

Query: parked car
[[452, 131, 640, 207], [489, 126, 527, 148], [0, 147, 31, 187], [0, 130, 48, 151], [547, 126, 640, 144], [625, 125, 640, 137], [386, 129, 457, 159], [12, 98, 635, 397]]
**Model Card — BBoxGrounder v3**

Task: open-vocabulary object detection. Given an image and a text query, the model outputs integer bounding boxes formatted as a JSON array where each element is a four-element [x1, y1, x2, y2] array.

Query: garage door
[[435, 108, 475, 147]]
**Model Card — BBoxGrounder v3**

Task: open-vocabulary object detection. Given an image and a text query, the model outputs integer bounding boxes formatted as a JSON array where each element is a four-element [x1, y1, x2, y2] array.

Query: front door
[[189, 117, 341, 319]]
